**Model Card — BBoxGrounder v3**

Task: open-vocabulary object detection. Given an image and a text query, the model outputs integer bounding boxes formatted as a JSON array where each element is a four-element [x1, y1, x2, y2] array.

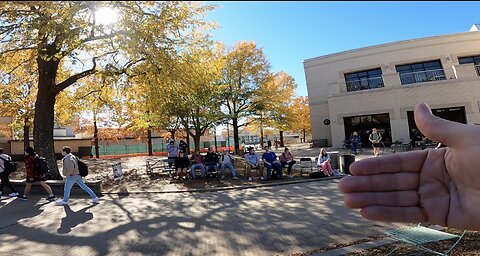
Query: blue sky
[[206, 1, 480, 97]]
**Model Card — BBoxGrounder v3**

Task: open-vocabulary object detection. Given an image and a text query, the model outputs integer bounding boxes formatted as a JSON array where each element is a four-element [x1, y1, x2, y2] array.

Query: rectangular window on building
[[458, 55, 480, 76], [344, 68, 384, 92], [396, 60, 446, 85]]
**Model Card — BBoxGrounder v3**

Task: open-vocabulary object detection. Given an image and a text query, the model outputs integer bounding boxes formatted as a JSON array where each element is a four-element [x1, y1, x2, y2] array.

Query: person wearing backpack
[[55, 146, 99, 206], [18, 147, 55, 201], [0, 147, 19, 198], [369, 128, 383, 157]]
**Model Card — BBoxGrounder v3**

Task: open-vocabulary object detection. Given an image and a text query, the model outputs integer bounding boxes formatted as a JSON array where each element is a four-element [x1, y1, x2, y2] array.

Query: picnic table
[[146, 158, 176, 176]]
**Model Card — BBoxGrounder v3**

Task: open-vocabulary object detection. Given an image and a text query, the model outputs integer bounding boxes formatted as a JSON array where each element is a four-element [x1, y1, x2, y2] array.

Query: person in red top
[[280, 147, 296, 178], [190, 149, 205, 179], [18, 147, 55, 201]]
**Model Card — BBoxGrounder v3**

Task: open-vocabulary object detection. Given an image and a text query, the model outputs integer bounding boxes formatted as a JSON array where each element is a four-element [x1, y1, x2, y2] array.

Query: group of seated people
[[244, 146, 297, 181], [173, 147, 239, 180], [169, 139, 335, 181]]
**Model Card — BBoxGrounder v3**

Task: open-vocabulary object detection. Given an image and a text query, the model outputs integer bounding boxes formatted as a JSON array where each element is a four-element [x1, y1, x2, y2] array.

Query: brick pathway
[[0, 178, 403, 256]]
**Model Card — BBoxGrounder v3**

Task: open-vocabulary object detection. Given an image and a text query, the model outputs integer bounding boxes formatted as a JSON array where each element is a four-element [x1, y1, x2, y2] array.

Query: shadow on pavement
[[57, 204, 97, 234]]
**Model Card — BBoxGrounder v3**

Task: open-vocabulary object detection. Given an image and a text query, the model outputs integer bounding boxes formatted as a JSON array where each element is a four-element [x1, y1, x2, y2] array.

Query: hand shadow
[[57, 204, 97, 234]]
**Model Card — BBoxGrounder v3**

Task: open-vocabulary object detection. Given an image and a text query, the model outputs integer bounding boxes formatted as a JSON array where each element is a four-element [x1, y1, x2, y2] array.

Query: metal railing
[[346, 77, 384, 92], [399, 69, 446, 85], [475, 65, 480, 76]]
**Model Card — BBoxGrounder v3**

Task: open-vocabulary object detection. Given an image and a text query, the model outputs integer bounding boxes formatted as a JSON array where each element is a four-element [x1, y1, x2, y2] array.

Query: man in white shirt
[[56, 146, 99, 205], [0, 148, 19, 197], [219, 149, 238, 180]]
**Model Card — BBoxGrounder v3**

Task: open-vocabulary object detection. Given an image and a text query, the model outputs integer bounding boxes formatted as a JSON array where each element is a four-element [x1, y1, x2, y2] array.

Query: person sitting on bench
[[174, 151, 190, 180], [204, 147, 219, 174], [190, 149, 205, 179], [245, 147, 264, 181], [262, 146, 283, 180], [317, 148, 333, 176], [219, 149, 238, 180]]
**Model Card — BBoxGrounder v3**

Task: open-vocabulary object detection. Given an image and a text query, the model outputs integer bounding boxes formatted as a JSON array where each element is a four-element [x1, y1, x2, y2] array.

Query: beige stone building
[[304, 26, 480, 148]]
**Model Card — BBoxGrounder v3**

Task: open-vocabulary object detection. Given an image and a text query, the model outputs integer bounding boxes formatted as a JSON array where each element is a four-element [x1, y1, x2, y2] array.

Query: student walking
[[55, 146, 98, 206], [0, 148, 19, 197], [18, 147, 55, 201]]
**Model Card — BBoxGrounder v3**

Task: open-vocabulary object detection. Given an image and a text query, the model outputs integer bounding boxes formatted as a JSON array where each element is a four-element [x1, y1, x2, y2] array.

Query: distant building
[[304, 25, 480, 148]]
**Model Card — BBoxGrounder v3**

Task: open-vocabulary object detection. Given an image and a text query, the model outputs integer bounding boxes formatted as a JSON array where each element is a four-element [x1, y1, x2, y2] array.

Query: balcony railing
[[475, 65, 480, 76], [399, 69, 446, 85], [346, 77, 384, 92]]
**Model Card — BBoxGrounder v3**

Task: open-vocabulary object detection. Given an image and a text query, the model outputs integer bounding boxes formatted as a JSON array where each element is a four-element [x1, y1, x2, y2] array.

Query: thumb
[[414, 103, 468, 148]]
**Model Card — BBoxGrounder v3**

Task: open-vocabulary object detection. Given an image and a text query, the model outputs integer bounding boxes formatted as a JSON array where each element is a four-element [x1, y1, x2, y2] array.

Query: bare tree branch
[[0, 46, 36, 55], [56, 57, 97, 92]]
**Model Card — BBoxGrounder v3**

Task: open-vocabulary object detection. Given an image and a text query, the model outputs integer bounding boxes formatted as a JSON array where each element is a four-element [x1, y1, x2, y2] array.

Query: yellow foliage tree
[[219, 41, 271, 154], [290, 96, 311, 143], [0, 1, 216, 177]]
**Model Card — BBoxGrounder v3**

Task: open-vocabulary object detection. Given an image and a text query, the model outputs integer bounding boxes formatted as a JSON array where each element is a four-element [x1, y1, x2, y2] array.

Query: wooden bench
[[10, 179, 102, 196]]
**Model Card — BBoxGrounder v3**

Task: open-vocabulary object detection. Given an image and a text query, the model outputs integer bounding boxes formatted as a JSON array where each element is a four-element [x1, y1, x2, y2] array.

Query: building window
[[458, 55, 480, 76], [396, 60, 446, 85], [344, 68, 384, 92]]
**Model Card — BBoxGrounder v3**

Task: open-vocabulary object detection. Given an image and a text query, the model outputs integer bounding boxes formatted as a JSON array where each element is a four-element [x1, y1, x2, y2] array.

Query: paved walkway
[[0, 179, 403, 256]]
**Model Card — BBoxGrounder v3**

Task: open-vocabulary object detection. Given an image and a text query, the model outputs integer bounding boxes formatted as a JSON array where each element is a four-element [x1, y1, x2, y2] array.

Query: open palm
[[339, 103, 480, 231]]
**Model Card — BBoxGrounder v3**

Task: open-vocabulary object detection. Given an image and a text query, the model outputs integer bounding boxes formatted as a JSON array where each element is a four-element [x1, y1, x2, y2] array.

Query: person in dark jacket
[[350, 131, 361, 155], [18, 147, 55, 201], [0, 148, 19, 197], [174, 151, 190, 180]]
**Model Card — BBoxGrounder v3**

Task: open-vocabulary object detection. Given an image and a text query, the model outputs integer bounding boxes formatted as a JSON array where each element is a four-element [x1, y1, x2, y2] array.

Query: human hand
[[339, 103, 480, 231]]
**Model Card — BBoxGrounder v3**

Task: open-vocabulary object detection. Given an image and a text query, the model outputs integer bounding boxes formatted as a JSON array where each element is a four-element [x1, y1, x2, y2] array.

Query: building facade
[[304, 27, 480, 148]]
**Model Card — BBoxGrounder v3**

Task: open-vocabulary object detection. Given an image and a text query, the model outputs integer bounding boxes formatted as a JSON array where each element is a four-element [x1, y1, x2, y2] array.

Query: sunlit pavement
[[0, 179, 402, 256]]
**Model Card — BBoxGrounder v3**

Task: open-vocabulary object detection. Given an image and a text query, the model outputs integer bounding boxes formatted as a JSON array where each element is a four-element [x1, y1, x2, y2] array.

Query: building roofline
[[304, 30, 480, 64]]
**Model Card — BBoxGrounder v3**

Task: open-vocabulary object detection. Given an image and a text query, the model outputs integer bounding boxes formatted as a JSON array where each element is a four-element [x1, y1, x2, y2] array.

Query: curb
[[102, 175, 345, 195], [312, 239, 396, 256]]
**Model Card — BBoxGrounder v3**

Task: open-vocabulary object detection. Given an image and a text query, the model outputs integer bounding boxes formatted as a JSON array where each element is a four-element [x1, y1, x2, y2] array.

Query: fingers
[[348, 150, 428, 176], [414, 103, 476, 147], [360, 206, 427, 223], [339, 172, 419, 193], [344, 191, 419, 208]]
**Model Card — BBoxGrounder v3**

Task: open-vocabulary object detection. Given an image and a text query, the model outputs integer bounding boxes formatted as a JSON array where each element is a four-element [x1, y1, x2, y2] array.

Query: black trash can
[[341, 154, 355, 175]]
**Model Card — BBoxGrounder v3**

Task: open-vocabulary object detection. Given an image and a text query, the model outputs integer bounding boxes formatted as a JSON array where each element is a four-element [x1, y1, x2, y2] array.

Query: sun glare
[[95, 7, 118, 25]]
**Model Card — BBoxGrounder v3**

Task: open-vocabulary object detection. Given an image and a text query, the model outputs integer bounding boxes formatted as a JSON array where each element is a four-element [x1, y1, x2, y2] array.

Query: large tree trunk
[[169, 130, 175, 140], [193, 133, 201, 151], [302, 129, 306, 143], [147, 128, 153, 156], [279, 130, 285, 147], [186, 130, 190, 154], [214, 128, 218, 153], [260, 115, 264, 149], [34, 75, 61, 179], [94, 118, 99, 158], [23, 117, 30, 150], [226, 122, 230, 151], [232, 117, 240, 155], [34, 42, 63, 180]]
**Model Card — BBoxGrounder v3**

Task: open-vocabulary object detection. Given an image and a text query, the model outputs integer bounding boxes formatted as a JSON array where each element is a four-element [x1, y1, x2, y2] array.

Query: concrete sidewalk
[[0, 179, 403, 256]]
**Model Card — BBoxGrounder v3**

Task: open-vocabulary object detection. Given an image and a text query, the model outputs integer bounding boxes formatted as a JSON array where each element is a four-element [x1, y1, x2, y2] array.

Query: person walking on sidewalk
[[18, 147, 55, 201], [0, 147, 19, 198], [56, 146, 98, 206]]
